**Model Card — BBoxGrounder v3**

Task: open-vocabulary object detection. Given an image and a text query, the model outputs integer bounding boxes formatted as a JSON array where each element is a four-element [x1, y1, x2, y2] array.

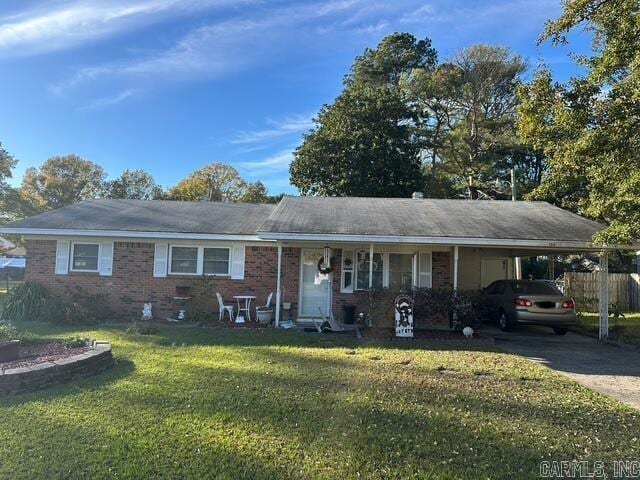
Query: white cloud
[[50, 0, 366, 93], [0, 0, 247, 57], [399, 0, 558, 29], [232, 114, 315, 145], [79, 89, 136, 110]]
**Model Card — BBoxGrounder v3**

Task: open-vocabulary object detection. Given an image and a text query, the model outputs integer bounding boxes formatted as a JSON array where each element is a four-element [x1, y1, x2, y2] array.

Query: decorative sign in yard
[[394, 294, 414, 338]]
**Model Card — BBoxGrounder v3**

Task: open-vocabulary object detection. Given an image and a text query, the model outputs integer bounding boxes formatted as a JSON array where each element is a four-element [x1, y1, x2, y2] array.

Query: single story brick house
[[0, 195, 627, 332]]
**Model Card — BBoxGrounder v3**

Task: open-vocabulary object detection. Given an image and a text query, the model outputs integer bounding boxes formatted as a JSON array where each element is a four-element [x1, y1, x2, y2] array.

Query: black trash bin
[[343, 305, 356, 325]]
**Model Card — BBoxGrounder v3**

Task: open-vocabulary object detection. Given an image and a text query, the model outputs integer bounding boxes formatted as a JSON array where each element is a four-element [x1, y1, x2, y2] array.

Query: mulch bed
[[0, 343, 90, 371], [363, 328, 495, 345]]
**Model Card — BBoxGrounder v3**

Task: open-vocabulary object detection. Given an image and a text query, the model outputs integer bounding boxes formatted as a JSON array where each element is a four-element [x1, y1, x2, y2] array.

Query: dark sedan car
[[484, 279, 577, 335]]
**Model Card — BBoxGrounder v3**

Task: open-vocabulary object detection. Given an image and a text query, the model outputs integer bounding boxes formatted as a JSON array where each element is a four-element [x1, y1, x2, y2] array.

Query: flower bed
[[0, 341, 113, 396], [0, 342, 90, 371]]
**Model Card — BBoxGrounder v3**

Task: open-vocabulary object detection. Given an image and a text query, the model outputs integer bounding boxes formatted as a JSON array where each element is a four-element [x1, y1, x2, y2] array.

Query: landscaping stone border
[[0, 341, 113, 396]]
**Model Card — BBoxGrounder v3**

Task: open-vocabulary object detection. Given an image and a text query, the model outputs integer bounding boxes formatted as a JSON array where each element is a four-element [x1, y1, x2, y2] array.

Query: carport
[[452, 244, 634, 339]]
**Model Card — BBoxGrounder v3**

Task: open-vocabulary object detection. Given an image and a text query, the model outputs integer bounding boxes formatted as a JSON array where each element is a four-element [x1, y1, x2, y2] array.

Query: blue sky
[[0, 0, 589, 196]]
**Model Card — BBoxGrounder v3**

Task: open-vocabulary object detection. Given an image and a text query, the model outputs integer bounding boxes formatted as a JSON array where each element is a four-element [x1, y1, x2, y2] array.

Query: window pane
[[343, 271, 352, 290], [171, 247, 198, 274], [512, 281, 559, 295], [203, 248, 229, 275], [389, 253, 413, 291], [418, 253, 432, 288], [342, 250, 354, 291], [72, 244, 99, 270], [356, 251, 383, 289]]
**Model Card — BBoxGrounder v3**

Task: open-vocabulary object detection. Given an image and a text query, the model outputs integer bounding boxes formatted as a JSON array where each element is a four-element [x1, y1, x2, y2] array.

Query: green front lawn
[[578, 312, 640, 346], [1, 323, 639, 479]]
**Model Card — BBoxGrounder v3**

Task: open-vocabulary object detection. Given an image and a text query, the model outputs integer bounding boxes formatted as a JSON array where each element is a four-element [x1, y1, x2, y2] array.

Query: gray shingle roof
[[5, 199, 276, 236], [3, 196, 608, 245], [258, 196, 605, 243]]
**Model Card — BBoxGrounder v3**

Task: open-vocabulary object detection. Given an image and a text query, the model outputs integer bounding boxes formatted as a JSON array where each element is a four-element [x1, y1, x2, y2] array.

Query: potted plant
[[256, 305, 273, 325]]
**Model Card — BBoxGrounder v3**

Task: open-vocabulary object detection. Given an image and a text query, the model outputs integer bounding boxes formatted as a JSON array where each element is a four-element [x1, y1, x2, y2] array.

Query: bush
[[63, 336, 90, 348], [61, 294, 114, 325], [1, 281, 54, 322], [126, 321, 159, 335], [365, 287, 487, 330], [0, 321, 18, 342], [0, 282, 114, 325]]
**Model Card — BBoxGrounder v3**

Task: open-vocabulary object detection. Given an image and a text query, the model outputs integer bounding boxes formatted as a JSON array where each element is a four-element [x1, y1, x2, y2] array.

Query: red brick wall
[[26, 240, 292, 319], [25, 241, 450, 326]]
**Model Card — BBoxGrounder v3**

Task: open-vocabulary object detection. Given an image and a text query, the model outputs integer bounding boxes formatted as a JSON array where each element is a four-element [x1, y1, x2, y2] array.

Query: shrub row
[[1, 282, 113, 324], [366, 287, 488, 330]]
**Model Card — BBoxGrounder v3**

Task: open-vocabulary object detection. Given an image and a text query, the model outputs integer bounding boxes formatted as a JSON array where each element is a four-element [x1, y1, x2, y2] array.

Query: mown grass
[[1, 322, 639, 479], [578, 312, 640, 346]]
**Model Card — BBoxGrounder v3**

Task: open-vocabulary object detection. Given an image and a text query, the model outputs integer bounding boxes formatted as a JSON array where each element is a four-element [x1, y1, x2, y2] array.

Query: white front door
[[299, 249, 330, 318]]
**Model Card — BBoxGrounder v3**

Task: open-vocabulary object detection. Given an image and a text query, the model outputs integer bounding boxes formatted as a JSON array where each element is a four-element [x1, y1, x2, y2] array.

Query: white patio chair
[[264, 292, 273, 309], [216, 292, 235, 322]]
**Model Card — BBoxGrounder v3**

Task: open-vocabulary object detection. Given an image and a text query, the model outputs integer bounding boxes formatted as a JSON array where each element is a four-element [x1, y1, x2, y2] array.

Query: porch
[[272, 242, 618, 340]]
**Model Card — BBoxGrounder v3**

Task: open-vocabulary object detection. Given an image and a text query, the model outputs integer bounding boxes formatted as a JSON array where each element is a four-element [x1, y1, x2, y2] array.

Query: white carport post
[[598, 250, 609, 340], [368, 243, 374, 288], [275, 243, 282, 327], [453, 246, 459, 290]]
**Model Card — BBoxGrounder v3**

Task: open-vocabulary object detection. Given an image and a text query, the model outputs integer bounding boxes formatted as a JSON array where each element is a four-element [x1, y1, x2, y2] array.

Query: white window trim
[[168, 244, 231, 277], [69, 241, 101, 273], [203, 246, 231, 276], [354, 249, 384, 291], [340, 249, 354, 293], [350, 249, 433, 291]]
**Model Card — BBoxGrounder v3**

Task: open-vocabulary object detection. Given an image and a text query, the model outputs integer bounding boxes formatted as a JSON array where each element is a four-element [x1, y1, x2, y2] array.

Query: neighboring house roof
[[5, 246, 26, 257], [0, 236, 15, 251], [0, 196, 619, 249], [2, 199, 277, 239], [258, 197, 606, 247]]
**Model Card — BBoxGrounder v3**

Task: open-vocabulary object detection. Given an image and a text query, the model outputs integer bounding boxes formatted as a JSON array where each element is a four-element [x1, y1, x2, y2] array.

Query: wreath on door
[[317, 256, 335, 274]]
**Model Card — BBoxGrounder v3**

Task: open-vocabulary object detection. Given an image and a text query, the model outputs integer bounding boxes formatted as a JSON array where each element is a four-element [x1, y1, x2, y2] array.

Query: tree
[[290, 84, 423, 196], [166, 163, 270, 203], [104, 169, 163, 200], [347, 33, 437, 88], [290, 34, 433, 197], [0, 142, 19, 222], [403, 45, 528, 199], [21, 155, 106, 211], [517, 0, 640, 244]]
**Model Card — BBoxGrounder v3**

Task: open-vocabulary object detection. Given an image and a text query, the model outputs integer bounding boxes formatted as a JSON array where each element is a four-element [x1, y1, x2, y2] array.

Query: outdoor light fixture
[[323, 246, 331, 266]]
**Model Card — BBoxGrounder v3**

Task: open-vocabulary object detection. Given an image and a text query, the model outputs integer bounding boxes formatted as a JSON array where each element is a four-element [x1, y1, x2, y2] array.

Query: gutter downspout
[[275, 243, 282, 327]]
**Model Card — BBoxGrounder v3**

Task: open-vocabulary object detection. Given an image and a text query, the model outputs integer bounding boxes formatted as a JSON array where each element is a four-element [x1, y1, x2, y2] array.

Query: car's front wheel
[[553, 327, 568, 335], [498, 311, 511, 331]]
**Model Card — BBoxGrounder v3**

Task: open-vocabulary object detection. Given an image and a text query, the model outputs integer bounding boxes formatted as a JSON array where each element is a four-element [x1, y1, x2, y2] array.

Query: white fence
[[563, 272, 640, 312]]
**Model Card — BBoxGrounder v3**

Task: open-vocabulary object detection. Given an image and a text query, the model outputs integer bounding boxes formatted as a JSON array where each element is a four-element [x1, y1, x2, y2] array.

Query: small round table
[[233, 295, 256, 323]]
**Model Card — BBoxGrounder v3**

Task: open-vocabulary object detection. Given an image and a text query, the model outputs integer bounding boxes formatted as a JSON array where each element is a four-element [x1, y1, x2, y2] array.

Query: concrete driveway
[[489, 324, 640, 410]]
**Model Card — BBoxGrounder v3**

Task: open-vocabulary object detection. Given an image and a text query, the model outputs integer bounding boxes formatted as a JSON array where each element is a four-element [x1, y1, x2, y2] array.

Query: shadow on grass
[[2, 327, 639, 479]]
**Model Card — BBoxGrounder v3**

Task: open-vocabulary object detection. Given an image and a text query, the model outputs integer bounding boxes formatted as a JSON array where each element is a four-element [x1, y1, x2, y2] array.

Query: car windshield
[[511, 281, 560, 295]]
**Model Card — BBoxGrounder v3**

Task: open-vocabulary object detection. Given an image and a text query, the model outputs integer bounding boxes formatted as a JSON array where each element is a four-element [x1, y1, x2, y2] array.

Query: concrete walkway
[[490, 325, 640, 410]]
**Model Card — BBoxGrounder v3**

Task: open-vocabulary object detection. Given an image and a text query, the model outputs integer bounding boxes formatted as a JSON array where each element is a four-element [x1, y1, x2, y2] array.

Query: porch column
[[548, 255, 555, 280], [599, 251, 609, 340], [453, 246, 459, 290], [368, 243, 374, 289], [275, 243, 282, 327], [515, 257, 522, 280]]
